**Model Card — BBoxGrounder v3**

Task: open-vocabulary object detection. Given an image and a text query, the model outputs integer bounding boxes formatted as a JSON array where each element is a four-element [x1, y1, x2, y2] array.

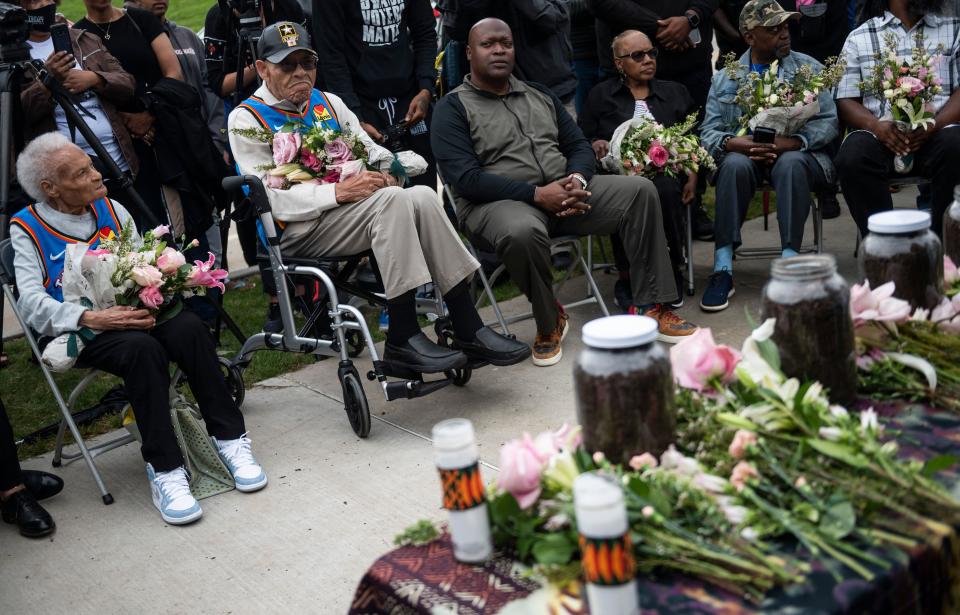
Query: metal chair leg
[[685, 205, 695, 296]]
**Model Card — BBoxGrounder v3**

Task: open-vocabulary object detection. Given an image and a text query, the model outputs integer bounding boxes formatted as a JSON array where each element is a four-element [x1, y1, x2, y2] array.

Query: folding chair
[[438, 178, 610, 336], [734, 184, 826, 259], [0, 238, 133, 505]]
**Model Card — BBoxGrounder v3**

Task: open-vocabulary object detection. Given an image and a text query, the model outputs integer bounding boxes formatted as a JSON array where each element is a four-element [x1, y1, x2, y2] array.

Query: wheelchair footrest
[[384, 378, 451, 401]]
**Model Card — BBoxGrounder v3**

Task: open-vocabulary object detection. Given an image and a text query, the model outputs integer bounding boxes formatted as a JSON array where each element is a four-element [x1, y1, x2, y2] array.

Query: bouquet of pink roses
[[860, 31, 944, 172], [603, 113, 714, 179], [233, 121, 371, 190]]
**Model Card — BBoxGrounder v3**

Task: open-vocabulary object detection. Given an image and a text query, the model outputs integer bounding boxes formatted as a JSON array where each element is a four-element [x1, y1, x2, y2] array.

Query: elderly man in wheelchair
[[9, 133, 266, 526], [228, 22, 530, 377]]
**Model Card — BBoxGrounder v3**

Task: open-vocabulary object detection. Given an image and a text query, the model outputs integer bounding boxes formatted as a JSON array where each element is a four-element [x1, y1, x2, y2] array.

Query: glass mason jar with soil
[[761, 255, 857, 405], [573, 315, 675, 464], [945, 186, 960, 266], [861, 210, 943, 310]]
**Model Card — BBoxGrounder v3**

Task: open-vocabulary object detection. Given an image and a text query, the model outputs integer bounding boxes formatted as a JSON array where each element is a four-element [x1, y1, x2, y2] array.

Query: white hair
[[16, 132, 78, 203]]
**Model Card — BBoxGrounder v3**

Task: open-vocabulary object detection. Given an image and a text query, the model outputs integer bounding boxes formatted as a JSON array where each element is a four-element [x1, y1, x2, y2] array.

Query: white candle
[[432, 418, 492, 563], [574, 473, 639, 615]]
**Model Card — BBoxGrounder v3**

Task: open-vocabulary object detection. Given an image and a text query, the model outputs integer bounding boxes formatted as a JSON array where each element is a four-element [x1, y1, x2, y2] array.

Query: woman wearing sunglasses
[[578, 29, 699, 308]]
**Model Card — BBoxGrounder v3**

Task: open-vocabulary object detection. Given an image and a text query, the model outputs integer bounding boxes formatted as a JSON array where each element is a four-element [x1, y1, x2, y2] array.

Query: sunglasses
[[616, 48, 659, 62], [276, 57, 318, 73]]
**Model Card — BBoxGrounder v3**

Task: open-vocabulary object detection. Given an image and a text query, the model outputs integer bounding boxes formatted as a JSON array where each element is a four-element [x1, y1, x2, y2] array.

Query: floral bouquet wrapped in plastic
[[601, 113, 714, 178]]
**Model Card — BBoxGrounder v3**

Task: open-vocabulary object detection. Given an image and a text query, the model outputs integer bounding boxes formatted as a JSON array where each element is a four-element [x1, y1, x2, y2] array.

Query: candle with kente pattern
[[574, 473, 638, 614], [433, 419, 492, 563]]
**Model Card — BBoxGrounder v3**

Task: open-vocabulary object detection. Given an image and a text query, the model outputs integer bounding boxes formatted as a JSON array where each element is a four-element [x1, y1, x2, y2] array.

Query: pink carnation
[[728, 430, 758, 460], [629, 452, 658, 471], [187, 252, 228, 292], [138, 285, 164, 309], [150, 224, 170, 238], [130, 264, 163, 288], [272, 131, 302, 165], [730, 461, 759, 492]]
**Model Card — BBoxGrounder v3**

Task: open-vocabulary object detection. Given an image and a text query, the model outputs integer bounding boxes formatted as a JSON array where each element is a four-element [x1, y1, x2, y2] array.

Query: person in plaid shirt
[[834, 0, 960, 237]]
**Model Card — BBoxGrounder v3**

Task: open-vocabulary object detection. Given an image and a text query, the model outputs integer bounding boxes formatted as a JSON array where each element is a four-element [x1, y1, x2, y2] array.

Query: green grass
[[59, 0, 211, 32]]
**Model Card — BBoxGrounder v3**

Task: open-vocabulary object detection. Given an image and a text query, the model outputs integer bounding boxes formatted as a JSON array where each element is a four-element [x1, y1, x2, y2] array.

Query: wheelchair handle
[[222, 174, 273, 215]]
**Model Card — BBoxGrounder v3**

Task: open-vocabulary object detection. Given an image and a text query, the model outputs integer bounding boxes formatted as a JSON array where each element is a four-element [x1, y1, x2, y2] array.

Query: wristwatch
[[571, 173, 589, 190], [685, 10, 701, 29]]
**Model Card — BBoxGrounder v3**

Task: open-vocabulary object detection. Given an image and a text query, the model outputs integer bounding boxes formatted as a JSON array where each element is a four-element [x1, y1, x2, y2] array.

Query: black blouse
[[578, 77, 698, 143]]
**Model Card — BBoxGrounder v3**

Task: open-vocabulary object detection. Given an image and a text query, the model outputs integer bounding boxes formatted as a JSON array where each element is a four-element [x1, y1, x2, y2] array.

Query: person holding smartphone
[[698, 0, 838, 312], [18, 0, 139, 187]]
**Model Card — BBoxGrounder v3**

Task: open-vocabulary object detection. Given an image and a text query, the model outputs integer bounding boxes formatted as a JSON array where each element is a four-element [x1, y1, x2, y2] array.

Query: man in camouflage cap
[[696, 0, 839, 313], [739, 0, 799, 33]]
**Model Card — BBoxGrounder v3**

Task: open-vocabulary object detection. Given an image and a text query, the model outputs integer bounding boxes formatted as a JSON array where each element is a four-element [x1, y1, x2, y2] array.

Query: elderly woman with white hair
[[9, 133, 266, 526]]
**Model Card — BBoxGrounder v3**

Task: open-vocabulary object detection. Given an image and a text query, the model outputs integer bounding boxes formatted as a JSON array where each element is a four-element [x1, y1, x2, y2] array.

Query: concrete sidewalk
[[0, 192, 911, 614]]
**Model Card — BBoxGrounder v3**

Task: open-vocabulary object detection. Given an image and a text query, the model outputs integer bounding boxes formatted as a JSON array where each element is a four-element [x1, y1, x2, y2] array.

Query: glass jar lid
[[582, 315, 658, 349], [868, 210, 931, 234], [432, 418, 476, 451], [771, 254, 837, 281]]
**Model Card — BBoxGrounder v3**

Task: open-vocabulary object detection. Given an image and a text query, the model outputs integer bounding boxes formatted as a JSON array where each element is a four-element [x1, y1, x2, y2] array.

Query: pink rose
[[156, 247, 186, 275], [130, 264, 163, 288], [138, 285, 164, 309], [324, 138, 355, 165], [150, 224, 170, 238], [730, 461, 759, 492], [264, 174, 286, 189], [272, 131, 302, 165], [728, 430, 758, 460], [628, 452, 658, 471], [187, 252, 228, 292], [945, 256, 959, 285], [669, 327, 741, 391], [300, 147, 324, 173], [497, 435, 545, 509], [899, 75, 926, 96], [648, 143, 669, 168], [849, 281, 911, 327]]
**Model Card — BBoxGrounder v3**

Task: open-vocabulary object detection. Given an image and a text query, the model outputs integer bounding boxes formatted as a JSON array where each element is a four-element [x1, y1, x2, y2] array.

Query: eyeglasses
[[276, 57, 318, 73], [616, 48, 659, 62]]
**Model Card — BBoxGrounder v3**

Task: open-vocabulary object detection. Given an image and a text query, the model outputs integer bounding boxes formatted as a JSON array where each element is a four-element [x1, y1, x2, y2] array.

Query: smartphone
[[50, 23, 72, 55], [753, 126, 776, 144], [688, 27, 701, 46]]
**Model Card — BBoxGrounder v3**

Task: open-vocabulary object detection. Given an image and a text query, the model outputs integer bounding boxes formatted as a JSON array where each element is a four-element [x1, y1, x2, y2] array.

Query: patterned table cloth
[[350, 403, 960, 614]]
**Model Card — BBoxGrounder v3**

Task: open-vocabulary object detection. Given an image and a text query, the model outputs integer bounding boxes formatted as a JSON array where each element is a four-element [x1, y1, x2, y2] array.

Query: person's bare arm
[[150, 33, 184, 81]]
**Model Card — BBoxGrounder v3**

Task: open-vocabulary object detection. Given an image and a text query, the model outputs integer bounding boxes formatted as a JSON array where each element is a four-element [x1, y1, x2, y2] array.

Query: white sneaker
[[146, 464, 202, 525], [213, 434, 267, 492]]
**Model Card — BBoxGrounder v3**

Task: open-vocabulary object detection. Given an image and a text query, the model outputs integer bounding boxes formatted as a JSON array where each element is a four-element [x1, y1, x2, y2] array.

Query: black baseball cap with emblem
[[257, 21, 317, 63]]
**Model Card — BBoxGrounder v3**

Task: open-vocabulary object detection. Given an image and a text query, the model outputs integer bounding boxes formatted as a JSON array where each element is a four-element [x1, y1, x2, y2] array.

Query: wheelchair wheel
[[218, 357, 246, 407], [341, 369, 371, 438], [445, 368, 472, 387]]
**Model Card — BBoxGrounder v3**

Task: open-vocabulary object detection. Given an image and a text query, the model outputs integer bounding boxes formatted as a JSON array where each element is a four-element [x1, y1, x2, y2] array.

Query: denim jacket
[[700, 49, 839, 183]]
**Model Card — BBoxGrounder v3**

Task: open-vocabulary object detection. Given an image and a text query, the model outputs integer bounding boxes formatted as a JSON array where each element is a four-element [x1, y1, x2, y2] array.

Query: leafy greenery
[[394, 519, 441, 547]]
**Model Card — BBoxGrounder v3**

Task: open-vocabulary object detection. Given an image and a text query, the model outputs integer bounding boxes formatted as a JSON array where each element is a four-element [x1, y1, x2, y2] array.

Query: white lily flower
[[777, 378, 801, 406], [818, 426, 844, 441], [660, 445, 701, 477], [693, 472, 729, 494], [802, 382, 824, 405], [753, 318, 776, 342], [828, 404, 849, 420], [741, 527, 759, 542], [859, 407, 882, 435]]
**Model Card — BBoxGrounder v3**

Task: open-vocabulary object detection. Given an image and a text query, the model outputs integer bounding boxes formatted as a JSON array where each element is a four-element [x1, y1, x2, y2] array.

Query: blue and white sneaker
[[146, 464, 202, 525], [213, 434, 267, 492], [700, 270, 735, 312]]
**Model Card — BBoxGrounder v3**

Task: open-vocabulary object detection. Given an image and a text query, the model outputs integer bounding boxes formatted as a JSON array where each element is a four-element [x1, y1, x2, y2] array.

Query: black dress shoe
[[383, 332, 468, 374], [2, 490, 56, 538], [820, 193, 842, 220], [21, 470, 64, 501], [614, 279, 633, 312], [454, 327, 531, 366]]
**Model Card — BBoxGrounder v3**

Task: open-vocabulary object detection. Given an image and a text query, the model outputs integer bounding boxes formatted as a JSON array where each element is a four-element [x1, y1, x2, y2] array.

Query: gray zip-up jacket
[[432, 75, 595, 210]]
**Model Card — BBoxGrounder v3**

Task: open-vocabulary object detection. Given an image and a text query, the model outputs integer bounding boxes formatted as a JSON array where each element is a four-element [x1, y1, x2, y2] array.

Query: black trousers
[[0, 396, 24, 492], [836, 127, 960, 238], [77, 310, 245, 472], [612, 173, 685, 291], [359, 89, 437, 191]]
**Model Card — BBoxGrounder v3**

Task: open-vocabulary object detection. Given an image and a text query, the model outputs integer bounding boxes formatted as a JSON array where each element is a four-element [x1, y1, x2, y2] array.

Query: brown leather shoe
[[532, 311, 570, 367]]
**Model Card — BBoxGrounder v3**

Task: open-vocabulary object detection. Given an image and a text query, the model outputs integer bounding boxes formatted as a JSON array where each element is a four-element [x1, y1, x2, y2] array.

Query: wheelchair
[[221, 175, 487, 439]]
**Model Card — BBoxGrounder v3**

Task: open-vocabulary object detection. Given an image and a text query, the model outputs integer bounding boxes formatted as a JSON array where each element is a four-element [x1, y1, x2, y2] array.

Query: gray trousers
[[714, 151, 827, 251], [461, 175, 676, 335], [280, 186, 479, 299]]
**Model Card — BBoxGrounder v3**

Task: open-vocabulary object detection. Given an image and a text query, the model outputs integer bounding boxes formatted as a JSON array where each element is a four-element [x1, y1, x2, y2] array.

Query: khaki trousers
[[280, 185, 479, 299], [461, 175, 676, 335]]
